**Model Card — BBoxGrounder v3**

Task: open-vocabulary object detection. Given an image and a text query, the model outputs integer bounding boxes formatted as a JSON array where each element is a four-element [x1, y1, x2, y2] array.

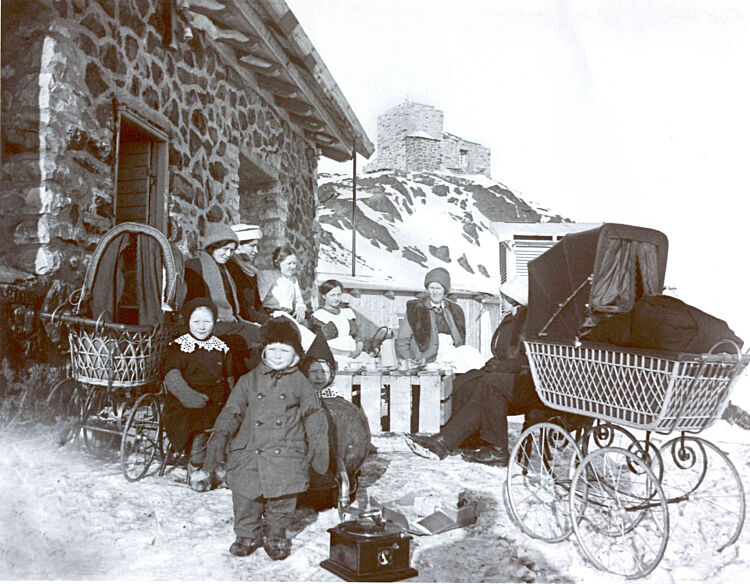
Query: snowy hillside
[[316, 171, 567, 293]]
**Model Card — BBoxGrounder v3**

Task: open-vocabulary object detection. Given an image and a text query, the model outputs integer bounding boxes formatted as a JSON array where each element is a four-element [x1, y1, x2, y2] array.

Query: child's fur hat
[[261, 316, 303, 356]]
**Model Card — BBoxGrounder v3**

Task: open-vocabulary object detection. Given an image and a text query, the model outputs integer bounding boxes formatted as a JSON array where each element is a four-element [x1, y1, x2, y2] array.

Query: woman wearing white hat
[[227, 223, 268, 326]]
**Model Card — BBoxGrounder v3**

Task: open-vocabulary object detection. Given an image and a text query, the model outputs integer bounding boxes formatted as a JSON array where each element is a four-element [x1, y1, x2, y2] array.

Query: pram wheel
[[81, 388, 119, 455], [659, 436, 745, 554], [570, 446, 669, 579], [121, 392, 162, 482], [505, 422, 582, 542], [46, 377, 83, 445]]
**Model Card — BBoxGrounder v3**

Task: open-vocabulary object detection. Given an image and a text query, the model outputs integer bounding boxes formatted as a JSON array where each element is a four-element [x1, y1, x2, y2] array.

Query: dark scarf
[[406, 296, 465, 352], [199, 251, 239, 322]]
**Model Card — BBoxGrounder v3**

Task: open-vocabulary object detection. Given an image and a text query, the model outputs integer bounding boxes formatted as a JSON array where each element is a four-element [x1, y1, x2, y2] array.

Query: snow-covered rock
[[317, 170, 567, 292]]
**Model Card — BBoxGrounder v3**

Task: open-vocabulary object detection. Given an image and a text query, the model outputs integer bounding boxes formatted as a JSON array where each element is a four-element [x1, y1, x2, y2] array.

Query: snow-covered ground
[[2, 375, 750, 583]]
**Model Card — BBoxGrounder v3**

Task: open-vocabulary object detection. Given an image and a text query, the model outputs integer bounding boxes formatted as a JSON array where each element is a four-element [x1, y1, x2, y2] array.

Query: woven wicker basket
[[524, 339, 749, 434], [68, 321, 176, 388]]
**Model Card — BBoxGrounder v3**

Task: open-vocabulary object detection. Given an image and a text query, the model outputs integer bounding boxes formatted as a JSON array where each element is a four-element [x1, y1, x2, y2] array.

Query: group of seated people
[[160, 221, 557, 560]]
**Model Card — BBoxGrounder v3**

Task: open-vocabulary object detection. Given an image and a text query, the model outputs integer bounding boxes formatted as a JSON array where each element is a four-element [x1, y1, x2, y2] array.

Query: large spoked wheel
[[570, 446, 669, 579], [81, 387, 120, 455], [121, 393, 162, 482], [47, 377, 82, 419], [505, 422, 582, 542], [46, 377, 84, 445], [580, 422, 664, 500], [659, 436, 745, 554]]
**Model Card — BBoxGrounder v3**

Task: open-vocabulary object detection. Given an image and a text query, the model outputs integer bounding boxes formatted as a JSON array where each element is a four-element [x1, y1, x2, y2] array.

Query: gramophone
[[320, 503, 418, 582]]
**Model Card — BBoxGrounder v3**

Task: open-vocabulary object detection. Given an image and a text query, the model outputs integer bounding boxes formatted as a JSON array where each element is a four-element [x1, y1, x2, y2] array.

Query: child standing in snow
[[162, 298, 232, 492], [204, 317, 329, 560]]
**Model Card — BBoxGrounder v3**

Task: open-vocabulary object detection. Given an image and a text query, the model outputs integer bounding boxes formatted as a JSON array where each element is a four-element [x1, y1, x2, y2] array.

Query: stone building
[[0, 0, 373, 309], [364, 102, 490, 175]]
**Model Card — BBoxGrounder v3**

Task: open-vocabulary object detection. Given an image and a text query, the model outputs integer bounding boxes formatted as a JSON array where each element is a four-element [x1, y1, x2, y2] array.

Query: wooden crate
[[331, 369, 454, 434]]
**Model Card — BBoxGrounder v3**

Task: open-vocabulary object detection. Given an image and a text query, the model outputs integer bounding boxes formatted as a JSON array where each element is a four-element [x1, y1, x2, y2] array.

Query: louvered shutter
[[514, 240, 556, 279]]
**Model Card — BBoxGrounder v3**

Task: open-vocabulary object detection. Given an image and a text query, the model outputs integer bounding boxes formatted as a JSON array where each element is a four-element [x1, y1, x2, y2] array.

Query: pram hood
[[82, 222, 185, 327], [525, 223, 668, 341]]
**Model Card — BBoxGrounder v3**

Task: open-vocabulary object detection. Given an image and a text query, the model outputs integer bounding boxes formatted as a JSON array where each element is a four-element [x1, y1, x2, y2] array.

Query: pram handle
[[81, 222, 178, 309], [39, 310, 156, 333]]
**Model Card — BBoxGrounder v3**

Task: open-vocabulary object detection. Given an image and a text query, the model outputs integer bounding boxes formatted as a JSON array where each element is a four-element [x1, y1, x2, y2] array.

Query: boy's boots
[[263, 535, 292, 560], [187, 463, 212, 492], [229, 536, 262, 557]]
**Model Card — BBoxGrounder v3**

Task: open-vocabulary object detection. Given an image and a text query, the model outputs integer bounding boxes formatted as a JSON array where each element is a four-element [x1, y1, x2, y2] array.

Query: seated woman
[[184, 224, 262, 373], [310, 279, 364, 368], [258, 246, 306, 322], [258, 245, 315, 350], [226, 223, 268, 326], [395, 267, 484, 374], [404, 277, 553, 466], [163, 298, 232, 491]]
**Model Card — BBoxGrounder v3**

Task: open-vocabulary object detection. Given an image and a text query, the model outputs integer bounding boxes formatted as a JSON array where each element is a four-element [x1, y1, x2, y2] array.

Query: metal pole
[[351, 146, 357, 276]]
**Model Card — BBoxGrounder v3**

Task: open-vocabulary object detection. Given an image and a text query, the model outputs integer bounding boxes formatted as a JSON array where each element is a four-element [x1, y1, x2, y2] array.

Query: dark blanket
[[585, 295, 743, 353]]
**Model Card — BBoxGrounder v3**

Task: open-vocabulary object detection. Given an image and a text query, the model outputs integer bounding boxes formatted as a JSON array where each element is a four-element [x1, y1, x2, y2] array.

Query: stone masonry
[[1, 0, 320, 298], [364, 101, 491, 176]]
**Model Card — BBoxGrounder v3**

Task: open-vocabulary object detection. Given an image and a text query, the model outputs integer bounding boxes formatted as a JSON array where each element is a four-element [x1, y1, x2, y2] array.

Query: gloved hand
[[203, 431, 229, 474], [164, 369, 209, 409]]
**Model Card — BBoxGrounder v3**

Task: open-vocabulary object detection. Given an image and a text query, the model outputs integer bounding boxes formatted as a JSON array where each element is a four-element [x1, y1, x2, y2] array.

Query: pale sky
[[287, 0, 750, 339]]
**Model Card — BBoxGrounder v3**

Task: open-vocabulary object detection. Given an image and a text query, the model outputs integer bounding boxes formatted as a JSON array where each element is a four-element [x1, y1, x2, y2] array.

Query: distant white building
[[491, 222, 602, 283]]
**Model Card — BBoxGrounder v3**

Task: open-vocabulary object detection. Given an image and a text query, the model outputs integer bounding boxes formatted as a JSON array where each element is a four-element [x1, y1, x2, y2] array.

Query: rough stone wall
[[403, 136, 440, 172], [1, 0, 319, 297], [364, 102, 443, 172], [364, 101, 490, 176], [442, 133, 491, 176]]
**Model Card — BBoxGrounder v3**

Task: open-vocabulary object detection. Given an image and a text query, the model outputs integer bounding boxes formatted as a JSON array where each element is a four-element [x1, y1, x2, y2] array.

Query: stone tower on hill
[[364, 102, 491, 176]]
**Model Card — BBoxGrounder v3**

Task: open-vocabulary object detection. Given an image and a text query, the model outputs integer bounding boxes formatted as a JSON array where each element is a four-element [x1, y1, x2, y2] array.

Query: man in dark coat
[[405, 277, 551, 466]]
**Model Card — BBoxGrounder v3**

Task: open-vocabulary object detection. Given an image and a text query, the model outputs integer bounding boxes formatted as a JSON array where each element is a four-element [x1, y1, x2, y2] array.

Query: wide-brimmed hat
[[499, 276, 528, 306], [203, 223, 239, 250]]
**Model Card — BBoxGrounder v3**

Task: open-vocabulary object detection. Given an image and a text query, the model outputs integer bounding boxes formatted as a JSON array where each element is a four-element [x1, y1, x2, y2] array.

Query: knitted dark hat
[[261, 316, 303, 356], [203, 223, 239, 250], [181, 297, 218, 323], [299, 331, 337, 386], [424, 267, 451, 292]]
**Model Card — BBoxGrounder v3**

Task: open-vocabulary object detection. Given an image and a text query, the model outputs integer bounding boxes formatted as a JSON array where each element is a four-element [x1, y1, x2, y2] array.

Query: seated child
[[162, 297, 232, 492], [299, 330, 339, 398], [203, 317, 329, 560]]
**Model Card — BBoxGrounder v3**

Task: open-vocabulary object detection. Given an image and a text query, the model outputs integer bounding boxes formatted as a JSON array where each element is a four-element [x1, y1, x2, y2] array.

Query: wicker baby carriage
[[504, 223, 750, 579], [43, 222, 183, 480]]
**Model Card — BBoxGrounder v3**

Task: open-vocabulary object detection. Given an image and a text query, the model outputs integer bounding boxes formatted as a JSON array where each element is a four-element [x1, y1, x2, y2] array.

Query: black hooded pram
[[524, 223, 746, 433], [504, 223, 749, 579]]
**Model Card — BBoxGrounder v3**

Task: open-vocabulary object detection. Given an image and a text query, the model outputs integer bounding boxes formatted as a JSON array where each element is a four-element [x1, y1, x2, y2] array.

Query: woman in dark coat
[[395, 267, 484, 373], [184, 223, 263, 374]]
